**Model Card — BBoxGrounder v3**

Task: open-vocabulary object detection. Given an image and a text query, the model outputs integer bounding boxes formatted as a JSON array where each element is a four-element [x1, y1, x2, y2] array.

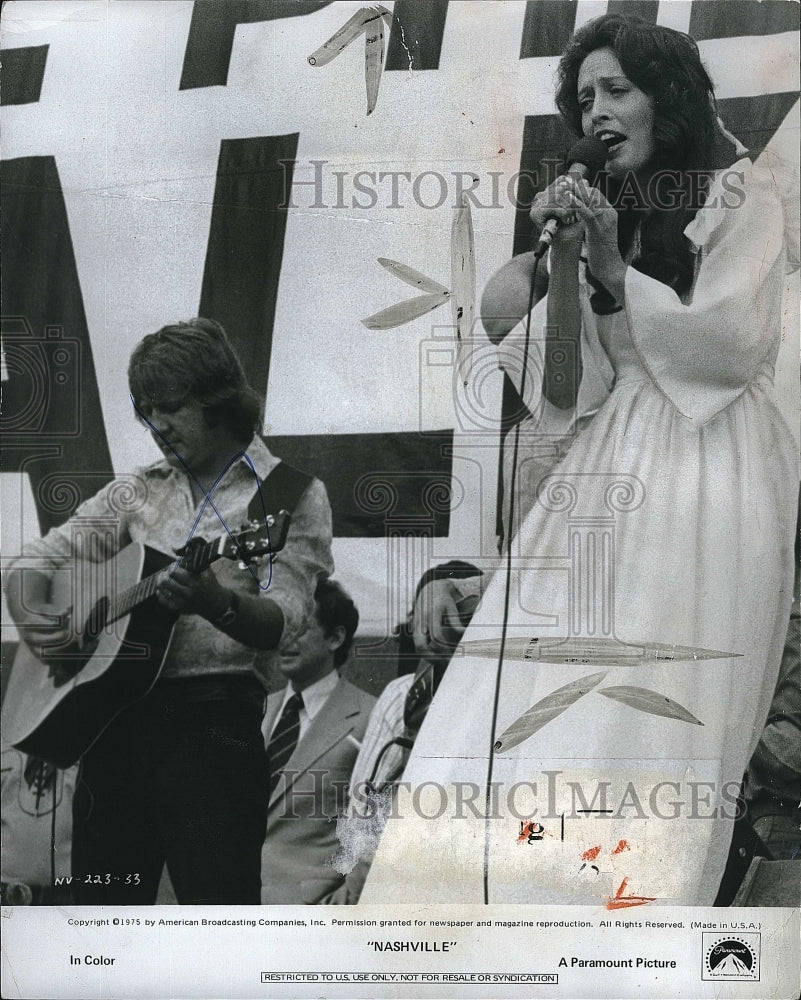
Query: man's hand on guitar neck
[[155, 564, 285, 651], [156, 565, 229, 620]]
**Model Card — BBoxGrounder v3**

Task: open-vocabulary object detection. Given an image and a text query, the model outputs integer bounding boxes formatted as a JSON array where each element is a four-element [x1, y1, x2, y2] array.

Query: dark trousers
[[71, 676, 268, 905]]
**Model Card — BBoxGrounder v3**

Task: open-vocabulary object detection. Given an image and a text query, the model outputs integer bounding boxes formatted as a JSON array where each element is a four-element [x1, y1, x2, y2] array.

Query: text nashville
[[367, 941, 453, 952]]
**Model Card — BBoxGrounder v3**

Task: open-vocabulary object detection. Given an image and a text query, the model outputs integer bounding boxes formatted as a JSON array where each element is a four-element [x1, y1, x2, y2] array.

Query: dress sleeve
[[259, 475, 334, 639], [498, 284, 614, 438], [623, 161, 786, 424]]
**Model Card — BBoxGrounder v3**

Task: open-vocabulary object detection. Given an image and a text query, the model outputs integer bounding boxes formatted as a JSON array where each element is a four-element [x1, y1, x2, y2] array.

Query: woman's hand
[[411, 579, 471, 669], [529, 175, 586, 247], [561, 178, 627, 302]]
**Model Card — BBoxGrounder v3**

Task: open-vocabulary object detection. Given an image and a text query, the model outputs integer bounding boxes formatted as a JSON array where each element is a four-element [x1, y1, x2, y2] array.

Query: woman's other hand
[[562, 178, 627, 301], [529, 175, 586, 247]]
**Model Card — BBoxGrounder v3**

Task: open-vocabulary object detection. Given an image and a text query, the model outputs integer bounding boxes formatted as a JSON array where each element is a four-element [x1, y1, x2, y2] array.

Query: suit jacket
[[260, 675, 376, 904]]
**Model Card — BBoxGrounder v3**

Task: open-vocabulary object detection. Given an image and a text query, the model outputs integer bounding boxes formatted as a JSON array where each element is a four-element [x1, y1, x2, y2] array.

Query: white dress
[[361, 159, 798, 905]]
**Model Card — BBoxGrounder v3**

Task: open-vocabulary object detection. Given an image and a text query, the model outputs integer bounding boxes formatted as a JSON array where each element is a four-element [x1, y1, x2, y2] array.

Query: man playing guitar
[[5, 318, 334, 904]]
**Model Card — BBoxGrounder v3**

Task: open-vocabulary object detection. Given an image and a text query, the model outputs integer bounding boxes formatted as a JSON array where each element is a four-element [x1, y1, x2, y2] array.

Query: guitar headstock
[[219, 511, 291, 566]]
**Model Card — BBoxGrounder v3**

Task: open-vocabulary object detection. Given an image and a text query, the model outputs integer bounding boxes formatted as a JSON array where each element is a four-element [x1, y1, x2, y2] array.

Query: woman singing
[[361, 14, 797, 905]]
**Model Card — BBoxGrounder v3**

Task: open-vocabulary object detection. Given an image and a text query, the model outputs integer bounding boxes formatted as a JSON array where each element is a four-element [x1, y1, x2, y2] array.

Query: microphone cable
[[482, 245, 546, 904], [480, 137, 605, 903]]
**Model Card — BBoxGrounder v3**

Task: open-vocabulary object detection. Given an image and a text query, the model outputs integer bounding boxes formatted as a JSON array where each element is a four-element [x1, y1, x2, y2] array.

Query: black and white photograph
[[1, 1, 799, 997]]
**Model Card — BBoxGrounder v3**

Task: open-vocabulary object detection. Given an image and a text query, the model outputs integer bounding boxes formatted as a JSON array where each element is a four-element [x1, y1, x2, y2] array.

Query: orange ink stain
[[581, 845, 602, 862], [517, 820, 546, 843], [605, 877, 656, 910], [611, 839, 630, 855]]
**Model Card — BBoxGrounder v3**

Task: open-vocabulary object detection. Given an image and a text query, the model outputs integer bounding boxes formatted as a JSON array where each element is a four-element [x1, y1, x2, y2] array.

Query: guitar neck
[[108, 537, 221, 624]]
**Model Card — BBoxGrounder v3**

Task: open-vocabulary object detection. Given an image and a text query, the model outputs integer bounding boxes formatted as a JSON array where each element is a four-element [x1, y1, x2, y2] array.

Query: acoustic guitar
[[1, 514, 290, 768]]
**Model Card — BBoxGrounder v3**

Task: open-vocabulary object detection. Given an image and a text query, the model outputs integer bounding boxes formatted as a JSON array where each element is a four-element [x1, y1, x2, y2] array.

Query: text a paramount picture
[[0, 1, 799, 998]]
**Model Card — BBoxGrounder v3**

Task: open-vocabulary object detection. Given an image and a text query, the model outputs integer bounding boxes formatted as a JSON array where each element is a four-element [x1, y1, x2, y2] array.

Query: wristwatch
[[213, 591, 239, 628]]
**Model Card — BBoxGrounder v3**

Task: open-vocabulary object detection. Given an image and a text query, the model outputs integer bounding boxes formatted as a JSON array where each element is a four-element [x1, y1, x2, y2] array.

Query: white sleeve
[[498, 283, 613, 439], [624, 161, 785, 424], [12, 479, 131, 573], [261, 476, 334, 640]]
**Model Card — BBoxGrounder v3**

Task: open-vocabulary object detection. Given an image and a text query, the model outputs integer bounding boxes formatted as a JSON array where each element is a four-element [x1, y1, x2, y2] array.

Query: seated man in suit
[[325, 562, 482, 904], [261, 578, 375, 904]]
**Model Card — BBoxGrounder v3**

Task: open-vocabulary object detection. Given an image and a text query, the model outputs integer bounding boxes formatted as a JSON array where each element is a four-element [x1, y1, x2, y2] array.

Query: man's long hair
[[128, 317, 262, 442], [555, 13, 742, 299]]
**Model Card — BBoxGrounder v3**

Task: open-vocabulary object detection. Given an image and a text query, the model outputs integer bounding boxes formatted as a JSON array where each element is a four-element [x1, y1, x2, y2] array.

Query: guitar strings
[[106, 537, 216, 625]]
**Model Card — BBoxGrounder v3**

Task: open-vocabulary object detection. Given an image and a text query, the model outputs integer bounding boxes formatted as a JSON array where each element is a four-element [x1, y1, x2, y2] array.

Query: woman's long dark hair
[[555, 14, 742, 300]]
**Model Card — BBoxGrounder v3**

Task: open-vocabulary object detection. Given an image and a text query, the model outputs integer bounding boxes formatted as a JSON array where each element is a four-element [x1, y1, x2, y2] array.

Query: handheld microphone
[[534, 136, 608, 257]]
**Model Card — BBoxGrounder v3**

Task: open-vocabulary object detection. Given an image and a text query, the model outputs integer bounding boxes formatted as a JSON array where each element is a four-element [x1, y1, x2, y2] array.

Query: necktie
[[268, 692, 303, 796]]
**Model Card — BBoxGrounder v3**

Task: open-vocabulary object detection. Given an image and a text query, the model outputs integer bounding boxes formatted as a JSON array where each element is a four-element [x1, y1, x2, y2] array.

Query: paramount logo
[[702, 934, 760, 981]]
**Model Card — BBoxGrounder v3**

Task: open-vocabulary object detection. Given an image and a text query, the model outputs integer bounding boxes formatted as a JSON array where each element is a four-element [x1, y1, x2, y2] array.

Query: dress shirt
[[14, 436, 334, 679], [269, 669, 340, 743], [347, 674, 413, 806]]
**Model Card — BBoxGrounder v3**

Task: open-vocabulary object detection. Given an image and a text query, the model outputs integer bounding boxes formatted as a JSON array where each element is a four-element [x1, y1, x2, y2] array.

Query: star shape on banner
[[362, 192, 476, 386]]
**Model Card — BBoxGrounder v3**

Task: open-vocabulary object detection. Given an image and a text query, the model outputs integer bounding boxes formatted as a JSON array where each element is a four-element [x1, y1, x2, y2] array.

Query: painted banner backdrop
[[1, 0, 798, 645]]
